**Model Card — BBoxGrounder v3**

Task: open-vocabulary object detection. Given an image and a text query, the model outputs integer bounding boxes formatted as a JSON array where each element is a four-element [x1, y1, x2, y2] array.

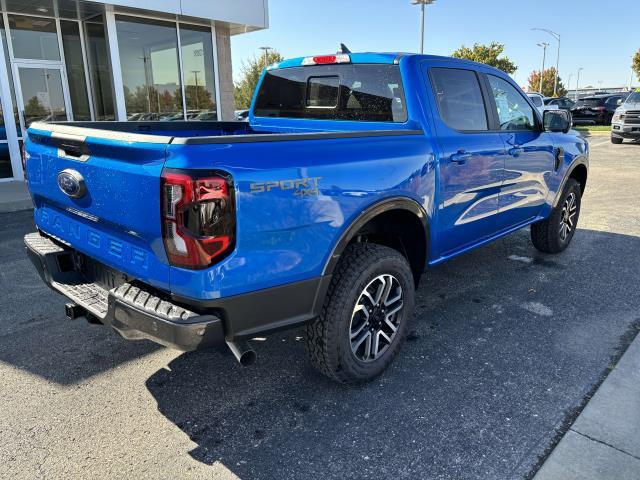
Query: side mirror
[[617, 98, 623, 105], [543, 109, 572, 133]]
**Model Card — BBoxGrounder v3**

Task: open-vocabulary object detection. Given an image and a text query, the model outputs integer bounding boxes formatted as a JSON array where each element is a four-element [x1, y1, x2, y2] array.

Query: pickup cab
[[611, 89, 640, 144], [24, 53, 588, 383]]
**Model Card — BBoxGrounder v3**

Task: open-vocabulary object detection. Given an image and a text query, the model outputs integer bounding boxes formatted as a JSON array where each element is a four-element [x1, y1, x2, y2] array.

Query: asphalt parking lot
[[1, 137, 639, 480]]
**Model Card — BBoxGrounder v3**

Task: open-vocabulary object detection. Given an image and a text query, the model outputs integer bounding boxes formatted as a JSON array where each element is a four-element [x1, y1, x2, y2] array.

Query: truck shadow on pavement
[[0, 211, 161, 385], [145, 228, 640, 480]]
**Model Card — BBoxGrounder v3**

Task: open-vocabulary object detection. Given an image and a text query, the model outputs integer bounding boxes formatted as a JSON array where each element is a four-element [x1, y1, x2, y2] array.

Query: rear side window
[[429, 68, 488, 131], [254, 64, 407, 122]]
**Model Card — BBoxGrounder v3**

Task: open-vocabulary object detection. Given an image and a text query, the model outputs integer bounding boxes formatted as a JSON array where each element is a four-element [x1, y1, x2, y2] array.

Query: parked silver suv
[[611, 89, 640, 144]]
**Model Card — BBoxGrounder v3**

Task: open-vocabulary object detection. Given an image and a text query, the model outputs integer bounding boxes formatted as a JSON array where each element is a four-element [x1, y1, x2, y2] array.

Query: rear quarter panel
[[165, 133, 435, 300]]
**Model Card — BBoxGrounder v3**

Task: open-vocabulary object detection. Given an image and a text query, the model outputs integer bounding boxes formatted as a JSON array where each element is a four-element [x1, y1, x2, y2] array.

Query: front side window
[[488, 75, 536, 131], [254, 64, 407, 122], [430, 68, 488, 131]]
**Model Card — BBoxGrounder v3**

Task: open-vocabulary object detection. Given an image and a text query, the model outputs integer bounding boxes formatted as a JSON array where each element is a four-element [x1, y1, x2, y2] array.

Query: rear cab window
[[429, 67, 488, 131], [575, 98, 604, 108], [254, 64, 408, 122]]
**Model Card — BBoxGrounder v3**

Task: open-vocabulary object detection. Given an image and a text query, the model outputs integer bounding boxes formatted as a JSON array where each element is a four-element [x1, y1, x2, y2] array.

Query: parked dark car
[[544, 97, 575, 111], [571, 94, 624, 125]]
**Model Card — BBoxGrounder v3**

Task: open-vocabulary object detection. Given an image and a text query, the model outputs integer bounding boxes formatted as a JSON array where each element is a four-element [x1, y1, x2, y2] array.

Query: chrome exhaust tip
[[226, 340, 257, 366]]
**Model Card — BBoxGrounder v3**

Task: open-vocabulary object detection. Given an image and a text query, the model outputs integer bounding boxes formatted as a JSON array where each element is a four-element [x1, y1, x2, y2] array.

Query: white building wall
[[81, 0, 268, 28]]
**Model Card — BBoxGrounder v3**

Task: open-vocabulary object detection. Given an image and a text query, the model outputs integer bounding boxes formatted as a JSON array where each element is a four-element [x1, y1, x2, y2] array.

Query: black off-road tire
[[611, 136, 623, 144], [305, 243, 415, 384], [531, 178, 582, 254]]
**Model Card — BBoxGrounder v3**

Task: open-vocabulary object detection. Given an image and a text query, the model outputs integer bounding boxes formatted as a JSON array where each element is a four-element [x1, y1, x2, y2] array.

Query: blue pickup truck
[[24, 53, 588, 383]]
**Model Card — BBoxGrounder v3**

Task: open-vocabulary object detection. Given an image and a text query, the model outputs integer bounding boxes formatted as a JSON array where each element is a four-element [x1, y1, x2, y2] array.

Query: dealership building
[[0, 0, 268, 186]]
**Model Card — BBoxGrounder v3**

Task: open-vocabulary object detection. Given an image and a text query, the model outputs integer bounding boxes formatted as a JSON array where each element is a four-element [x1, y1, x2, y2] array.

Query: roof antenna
[[339, 43, 351, 54]]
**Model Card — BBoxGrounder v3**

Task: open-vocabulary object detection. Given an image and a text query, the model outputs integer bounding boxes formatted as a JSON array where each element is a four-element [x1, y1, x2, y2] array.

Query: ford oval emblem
[[57, 169, 86, 199]]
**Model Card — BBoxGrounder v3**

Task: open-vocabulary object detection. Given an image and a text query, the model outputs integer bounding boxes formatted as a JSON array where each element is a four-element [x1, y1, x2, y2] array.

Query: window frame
[[427, 66, 494, 134]]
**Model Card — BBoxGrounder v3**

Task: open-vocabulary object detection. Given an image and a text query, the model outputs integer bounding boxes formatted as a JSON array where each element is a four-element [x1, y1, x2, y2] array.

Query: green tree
[[234, 50, 284, 109], [451, 42, 517, 74], [24, 96, 47, 117], [633, 48, 640, 82], [527, 67, 567, 97]]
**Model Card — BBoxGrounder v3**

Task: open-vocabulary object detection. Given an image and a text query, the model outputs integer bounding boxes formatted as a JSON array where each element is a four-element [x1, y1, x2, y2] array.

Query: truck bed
[[30, 121, 422, 145]]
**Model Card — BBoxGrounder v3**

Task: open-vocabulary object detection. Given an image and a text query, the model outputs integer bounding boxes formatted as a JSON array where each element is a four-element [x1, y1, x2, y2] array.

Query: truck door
[[483, 74, 555, 229], [423, 65, 506, 257]]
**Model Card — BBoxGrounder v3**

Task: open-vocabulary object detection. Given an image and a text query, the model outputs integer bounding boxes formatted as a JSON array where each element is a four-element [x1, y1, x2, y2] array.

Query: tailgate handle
[[58, 142, 90, 162]]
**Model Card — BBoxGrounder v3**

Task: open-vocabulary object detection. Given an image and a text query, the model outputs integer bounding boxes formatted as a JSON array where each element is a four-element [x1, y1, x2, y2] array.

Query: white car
[[527, 93, 559, 116]]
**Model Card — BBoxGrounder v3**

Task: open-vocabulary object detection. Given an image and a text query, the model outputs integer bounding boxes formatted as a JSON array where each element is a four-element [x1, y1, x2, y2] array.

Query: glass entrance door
[[13, 63, 71, 135]]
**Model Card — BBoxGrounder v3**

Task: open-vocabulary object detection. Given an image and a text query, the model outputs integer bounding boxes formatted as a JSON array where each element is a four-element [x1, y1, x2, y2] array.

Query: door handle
[[508, 146, 524, 157], [450, 150, 472, 164]]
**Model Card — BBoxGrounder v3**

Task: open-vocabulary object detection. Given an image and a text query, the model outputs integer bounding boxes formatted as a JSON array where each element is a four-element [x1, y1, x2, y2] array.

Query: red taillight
[[596, 106, 606, 112], [161, 171, 235, 269], [21, 143, 28, 180]]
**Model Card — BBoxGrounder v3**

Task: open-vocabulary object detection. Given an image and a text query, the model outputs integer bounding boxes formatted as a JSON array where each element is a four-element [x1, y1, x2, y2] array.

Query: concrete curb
[[534, 329, 640, 479]]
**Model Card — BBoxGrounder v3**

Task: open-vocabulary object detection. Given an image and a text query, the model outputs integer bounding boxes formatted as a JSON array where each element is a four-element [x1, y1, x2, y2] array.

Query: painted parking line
[[588, 138, 611, 148]]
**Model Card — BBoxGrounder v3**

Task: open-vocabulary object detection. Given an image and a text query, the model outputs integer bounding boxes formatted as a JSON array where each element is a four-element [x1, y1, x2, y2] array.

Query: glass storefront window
[[4, 0, 55, 18], [84, 15, 115, 121], [0, 17, 20, 133], [116, 16, 182, 121], [0, 144, 12, 179], [8, 15, 60, 61], [179, 25, 217, 121], [60, 20, 91, 121]]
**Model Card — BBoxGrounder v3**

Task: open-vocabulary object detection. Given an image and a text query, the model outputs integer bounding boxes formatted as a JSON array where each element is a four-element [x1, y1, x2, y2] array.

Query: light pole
[[576, 67, 583, 101], [532, 28, 561, 96], [537, 42, 549, 94], [411, 0, 435, 54], [259, 46, 272, 66]]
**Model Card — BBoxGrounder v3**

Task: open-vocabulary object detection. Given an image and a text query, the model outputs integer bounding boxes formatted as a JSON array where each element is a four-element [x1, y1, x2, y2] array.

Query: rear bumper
[[25, 232, 224, 351], [25, 231, 331, 350]]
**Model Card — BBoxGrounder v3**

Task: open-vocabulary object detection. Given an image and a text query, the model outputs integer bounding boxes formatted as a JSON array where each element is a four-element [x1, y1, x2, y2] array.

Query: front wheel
[[305, 243, 415, 384], [611, 136, 623, 144], [531, 178, 582, 254]]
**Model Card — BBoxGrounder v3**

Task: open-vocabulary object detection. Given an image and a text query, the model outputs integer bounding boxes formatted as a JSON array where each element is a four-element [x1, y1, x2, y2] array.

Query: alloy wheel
[[559, 192, 577, 242], [349, 274, 404, 362]]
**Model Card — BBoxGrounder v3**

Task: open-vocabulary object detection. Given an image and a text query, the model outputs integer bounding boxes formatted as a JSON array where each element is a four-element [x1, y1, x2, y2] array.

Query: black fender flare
[[322, 197, 429, 276], [553, 156, 589, 207]]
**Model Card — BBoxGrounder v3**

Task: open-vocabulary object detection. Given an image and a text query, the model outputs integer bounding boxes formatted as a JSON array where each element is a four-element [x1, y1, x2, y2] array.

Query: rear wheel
[[611, 136, 623, 144], [531, 178, 582, 254], [305, 243, 415, 384]]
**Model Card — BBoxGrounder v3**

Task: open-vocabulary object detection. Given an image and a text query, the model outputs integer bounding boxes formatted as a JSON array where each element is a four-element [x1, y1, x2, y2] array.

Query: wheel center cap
[[371, 309, 384, 328]]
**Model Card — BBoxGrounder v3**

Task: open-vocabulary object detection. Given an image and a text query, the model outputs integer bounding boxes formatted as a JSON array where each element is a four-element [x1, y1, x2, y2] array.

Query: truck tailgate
[[25, 123, 171, 291]]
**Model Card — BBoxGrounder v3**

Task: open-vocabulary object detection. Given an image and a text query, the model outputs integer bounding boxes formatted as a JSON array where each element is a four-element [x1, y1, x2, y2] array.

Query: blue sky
[[231, 0, 638, 90]]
